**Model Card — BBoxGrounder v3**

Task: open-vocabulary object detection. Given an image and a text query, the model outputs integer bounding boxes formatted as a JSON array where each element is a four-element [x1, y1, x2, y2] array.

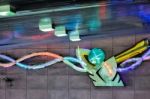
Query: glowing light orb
[[88, 48, 105, 66]]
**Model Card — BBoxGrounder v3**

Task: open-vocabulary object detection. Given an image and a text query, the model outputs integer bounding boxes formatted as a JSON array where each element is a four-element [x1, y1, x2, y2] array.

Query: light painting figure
[[0, 39, 149, 87]]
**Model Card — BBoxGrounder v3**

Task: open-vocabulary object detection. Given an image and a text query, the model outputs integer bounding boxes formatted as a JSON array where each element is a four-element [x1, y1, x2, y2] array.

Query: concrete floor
[[0, 33, 150, 99]]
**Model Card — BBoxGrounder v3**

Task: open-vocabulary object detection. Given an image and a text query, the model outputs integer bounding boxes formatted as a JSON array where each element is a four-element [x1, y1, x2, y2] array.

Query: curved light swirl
[[117, 49, 150, 72], [1, 48, 149, 72], [63, 57, 87, 72], [16, 58, 62, 69], [0, 52, 63, 69], [0, 54, 16, 67], [0, 52, 87, 71]]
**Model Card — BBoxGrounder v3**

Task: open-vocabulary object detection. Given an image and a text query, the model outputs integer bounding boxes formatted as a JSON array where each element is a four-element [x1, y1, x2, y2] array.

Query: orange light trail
[[103, 62, 113, 76], [0, 52, 63, 68]]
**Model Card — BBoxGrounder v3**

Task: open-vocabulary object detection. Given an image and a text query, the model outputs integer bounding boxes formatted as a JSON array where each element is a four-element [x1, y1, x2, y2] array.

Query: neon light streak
[[0, 54, 15, 67], [0, 52, 63, 69], [103, 62, 113, 76], [14, 31, 54, 40], [0, 46, 149, 86], [63, 57, 87, 72], [99, 2, 107, 19], [117, 49, 150, 72]]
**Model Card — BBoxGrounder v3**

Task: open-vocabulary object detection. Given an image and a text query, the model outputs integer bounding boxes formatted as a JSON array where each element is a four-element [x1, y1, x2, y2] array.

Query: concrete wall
[[0, 33, 150, 99]]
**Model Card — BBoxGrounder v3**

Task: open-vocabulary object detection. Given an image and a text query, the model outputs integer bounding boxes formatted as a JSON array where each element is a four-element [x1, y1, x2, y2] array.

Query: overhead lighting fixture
[[39, 18, 54, 32], [69, 30, 81, 42], [0, 4, 15, 16], [55, 25, 67, 37]]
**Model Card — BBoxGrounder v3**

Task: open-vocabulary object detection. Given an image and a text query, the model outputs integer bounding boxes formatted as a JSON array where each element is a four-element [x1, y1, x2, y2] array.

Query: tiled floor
[[0, 33, 150, 99]]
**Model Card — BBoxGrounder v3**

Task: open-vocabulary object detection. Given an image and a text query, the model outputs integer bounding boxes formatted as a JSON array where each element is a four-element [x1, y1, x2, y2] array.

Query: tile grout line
[[5, 50, 8, 99], [68, 40, 70, 99], [111, 36, 114, 99], [26, 48, 28, 99], [134, 32, 136, 99], [47, 47, 48, 99], [5, 67, 6, 99], [26, 67, 27, 99], [90, 40, 92, 99]]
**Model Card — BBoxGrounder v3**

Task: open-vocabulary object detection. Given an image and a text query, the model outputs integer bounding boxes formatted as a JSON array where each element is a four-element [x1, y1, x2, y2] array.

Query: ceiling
[[0, 0, 149, 49], [8, 0, 150, 11], [10, 0, 103, 11]]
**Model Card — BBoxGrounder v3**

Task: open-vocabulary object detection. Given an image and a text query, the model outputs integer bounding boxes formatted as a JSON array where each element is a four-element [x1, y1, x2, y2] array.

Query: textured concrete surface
[[0, 33, 150, 99]]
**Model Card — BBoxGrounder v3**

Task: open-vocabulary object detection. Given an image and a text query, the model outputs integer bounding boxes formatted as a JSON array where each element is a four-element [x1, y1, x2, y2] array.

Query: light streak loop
[[0, 54, 16, 67], [117, 49, 150, 72], [16, 58, 62, 69], [63, 57, 87, 72], [0, 52, 63, 69]]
